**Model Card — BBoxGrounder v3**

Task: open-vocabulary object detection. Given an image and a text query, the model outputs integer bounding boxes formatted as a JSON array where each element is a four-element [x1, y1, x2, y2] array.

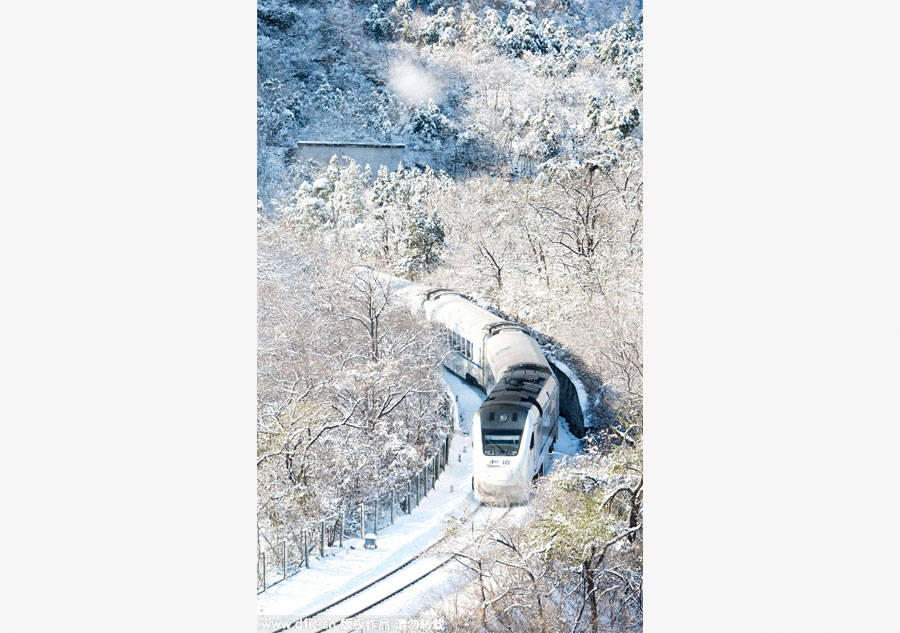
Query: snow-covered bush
[[436, 435, 642, 632], [530, 437, 643, 629]]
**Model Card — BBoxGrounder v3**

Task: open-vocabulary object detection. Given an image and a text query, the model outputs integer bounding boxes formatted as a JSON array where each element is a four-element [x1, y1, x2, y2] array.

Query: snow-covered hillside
[[258, 0, 643, 204]]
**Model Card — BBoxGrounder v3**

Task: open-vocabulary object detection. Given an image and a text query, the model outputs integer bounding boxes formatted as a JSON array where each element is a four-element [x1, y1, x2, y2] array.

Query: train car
[[369, 271, 560, 504], [472, 327, 559, 503]]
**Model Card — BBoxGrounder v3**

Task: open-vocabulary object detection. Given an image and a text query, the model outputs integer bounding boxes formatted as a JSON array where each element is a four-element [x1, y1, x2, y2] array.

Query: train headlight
[[499, 413, 508, 422]]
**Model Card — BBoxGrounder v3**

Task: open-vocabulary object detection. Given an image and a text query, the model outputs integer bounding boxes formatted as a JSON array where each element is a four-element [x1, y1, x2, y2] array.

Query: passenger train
[[374, 272, 560, 505]]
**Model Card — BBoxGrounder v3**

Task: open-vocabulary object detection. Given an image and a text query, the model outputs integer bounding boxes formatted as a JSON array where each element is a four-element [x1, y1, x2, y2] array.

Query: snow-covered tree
[[389, 0, 415, 42], [358, 164, 450, 276], [325, 156, 370, 226], [500, 9, 549, 56], [398, 206, 446, 274], [410, 99, 457, 145], [418, 6, 457, 46], [590, 9, 644, 93], [257, 225, 451, 547], [257, 78, 304, 144], [515, 102, 560, 166], [531, 437, 643, 631], [586, 94, 641, 137], [363, 2, 394, 41]]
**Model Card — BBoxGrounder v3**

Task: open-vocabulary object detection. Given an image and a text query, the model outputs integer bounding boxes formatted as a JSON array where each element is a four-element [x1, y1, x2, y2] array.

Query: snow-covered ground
[[257, 369, 582, 630]]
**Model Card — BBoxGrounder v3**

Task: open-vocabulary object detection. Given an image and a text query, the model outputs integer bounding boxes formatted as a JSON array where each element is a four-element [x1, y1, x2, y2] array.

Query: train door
[[528, 429, 537, 478]]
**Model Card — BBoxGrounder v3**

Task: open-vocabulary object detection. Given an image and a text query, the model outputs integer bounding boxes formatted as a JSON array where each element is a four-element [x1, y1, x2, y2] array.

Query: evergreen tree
[[363, 3, 394, 41], [592, 10, 644, 93], [389, 0, 415, 42], [361, 164, 449, 275], [327, 157, 368, 226], [398, 207, 446, 274], [410, 99, 457, 149], [257, 78, 305, 144], [586, 95, 640, 138], [516, 102, 559, 163], [418, 7, 458, 46], [500, 9, 548, 57]]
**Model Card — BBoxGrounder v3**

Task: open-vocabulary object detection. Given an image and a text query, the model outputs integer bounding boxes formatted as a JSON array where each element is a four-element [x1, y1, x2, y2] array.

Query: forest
[[258, 1, 643, 630]]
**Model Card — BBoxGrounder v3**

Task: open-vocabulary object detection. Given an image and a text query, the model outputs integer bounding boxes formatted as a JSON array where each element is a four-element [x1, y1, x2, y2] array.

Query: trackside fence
[[257, 434, 451, 594]]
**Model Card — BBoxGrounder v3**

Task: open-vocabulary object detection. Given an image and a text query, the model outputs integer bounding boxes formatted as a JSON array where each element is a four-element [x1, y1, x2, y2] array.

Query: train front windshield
[[482, 430, 522, 456], [480, 406, 528, 456]]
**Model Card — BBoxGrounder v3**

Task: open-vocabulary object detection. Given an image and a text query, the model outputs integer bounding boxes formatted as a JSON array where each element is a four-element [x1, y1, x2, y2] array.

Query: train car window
[[466, 340, 472, 359]]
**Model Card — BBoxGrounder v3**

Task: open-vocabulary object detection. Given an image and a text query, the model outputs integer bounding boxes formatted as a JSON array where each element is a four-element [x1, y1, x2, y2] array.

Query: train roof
[[364, 273, 551, 382], [483, 329, 550, 379], [362, 270, 507, 340], [483, 365, 552, 414], [426, 293, 507, 339]]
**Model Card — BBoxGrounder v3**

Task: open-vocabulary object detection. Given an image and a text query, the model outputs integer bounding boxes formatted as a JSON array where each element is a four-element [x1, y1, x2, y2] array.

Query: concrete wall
[[292, 142, 405, 172], [548, 360, 586, 438]]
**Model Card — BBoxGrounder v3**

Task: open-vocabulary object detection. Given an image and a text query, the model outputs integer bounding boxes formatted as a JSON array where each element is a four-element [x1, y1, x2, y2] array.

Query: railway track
[[313, 556, 457, 633], [270, 505, 512, 633]]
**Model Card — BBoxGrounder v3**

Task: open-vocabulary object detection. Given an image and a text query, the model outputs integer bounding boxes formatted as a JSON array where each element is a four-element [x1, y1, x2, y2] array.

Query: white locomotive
[[384, 276, 559, 505]]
